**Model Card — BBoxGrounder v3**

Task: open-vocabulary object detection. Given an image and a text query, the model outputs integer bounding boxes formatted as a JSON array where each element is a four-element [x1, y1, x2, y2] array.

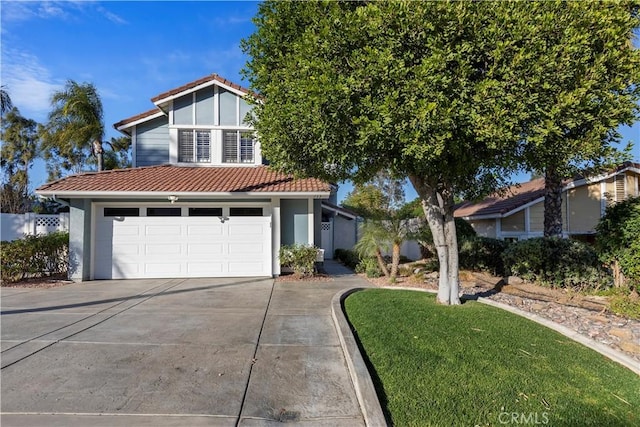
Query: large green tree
[[0, 108, 40, 213], [243, 1, 526, 304], [500, 1, 640, 237], [41, 80, 105, 178]]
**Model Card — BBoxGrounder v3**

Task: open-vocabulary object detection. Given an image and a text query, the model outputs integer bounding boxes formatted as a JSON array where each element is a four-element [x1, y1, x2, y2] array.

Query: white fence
[[1, 213, 69, 242]]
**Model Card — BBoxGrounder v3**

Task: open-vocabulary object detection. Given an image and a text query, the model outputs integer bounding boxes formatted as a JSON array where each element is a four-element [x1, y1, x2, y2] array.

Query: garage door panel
[[112, 224, 140, 237], [188, 262, 224, 274], [228, 224, 264, 235], [187, 225, 223, 236], [95, 209, 271, 279], [229, 262, 264, 274], [187, 243, 224, 256], [146, 225, 181, 236], [229, 243, 264, 255], [145, 244, 182, 256], [145, 263, 183, 274]]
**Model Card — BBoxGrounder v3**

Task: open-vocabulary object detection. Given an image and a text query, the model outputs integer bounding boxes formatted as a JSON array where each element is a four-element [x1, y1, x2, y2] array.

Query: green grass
[[344, 289, 640, 426]]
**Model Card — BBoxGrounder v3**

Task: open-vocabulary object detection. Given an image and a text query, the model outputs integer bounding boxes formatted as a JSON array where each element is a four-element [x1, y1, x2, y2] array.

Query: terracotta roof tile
[[454, 178, 546, 218], [150, 73, 252, 103], [36, 165, 331, 195], [113, 108, 163, 129], [454, 162, 640, 218]]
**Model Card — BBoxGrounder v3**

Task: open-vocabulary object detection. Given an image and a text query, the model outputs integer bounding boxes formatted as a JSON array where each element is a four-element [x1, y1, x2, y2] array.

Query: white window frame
[[178, 129, 212, 163], [222, 130, 255, 164]]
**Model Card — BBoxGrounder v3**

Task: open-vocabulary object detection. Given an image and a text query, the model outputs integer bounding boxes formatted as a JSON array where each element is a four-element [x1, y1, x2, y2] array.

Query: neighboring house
[[455, 162, 640, 241], [35, 73, 351, 281]]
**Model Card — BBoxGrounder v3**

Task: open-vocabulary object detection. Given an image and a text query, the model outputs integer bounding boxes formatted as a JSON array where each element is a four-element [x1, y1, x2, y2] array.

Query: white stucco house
[[35, 73, 358, 281]]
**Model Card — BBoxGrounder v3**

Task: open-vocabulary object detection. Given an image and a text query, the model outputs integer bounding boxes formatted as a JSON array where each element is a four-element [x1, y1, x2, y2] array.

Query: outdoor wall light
[[168, 195, 179, 204]]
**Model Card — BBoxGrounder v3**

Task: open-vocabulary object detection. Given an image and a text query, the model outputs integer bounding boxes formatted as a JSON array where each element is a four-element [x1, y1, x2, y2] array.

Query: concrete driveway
[[1, 277, 366, 426]]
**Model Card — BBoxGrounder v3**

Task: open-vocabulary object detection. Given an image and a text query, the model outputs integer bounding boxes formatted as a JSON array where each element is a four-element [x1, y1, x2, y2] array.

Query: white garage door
[[94, 206, 272, 279]]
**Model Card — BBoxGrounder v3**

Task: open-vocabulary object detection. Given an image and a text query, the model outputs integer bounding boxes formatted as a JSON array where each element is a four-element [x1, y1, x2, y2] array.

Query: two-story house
[[36, 73, 359, 281]]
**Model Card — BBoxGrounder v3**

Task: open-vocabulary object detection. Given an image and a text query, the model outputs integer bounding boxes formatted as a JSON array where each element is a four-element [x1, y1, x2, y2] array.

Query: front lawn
[[344, 289, 639, 426]]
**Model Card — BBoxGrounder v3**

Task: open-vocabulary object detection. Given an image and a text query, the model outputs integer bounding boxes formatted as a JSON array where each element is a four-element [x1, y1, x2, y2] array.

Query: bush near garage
[[501, 237, 611, 290], [1, 232, 69, 283], [280, 244, 319, 278]]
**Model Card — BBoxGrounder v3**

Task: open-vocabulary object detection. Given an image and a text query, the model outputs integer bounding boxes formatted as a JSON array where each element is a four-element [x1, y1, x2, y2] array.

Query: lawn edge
[[331, 288, 388, 427], [381, 286, 640, 376]]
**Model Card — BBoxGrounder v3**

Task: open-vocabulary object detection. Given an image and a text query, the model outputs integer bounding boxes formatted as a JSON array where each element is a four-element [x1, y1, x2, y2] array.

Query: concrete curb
[[380, 286, 640, 375], [331, 288, 388, 427]]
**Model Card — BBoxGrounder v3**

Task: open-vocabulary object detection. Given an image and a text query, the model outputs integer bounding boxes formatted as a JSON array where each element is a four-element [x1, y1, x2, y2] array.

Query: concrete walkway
[[1, 263, 378, 426]]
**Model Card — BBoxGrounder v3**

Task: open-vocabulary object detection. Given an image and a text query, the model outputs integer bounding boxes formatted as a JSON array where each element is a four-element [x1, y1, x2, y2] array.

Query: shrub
[[458, 237, 508, 276], [501, 237, 611, 290], [280, 244, 319, 278], [595, 196, 640, 288], [357, 257, 383, 278], [334, 248, 361, 270], [1, 232, 69, 283]]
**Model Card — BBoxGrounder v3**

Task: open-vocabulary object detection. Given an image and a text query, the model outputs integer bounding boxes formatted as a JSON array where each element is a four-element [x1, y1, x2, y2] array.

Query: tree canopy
[[0, 108, 40, 213], [41, 80, 106, 178], [243, 0, 532, 303]]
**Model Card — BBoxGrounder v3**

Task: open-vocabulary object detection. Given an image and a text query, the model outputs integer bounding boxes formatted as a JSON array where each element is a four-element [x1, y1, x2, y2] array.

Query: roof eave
[[151, 79, 249, 108], [35, 190, 331, 199]]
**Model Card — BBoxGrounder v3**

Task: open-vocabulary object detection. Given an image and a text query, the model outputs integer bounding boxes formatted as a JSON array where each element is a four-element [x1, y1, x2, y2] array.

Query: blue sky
[[1, 1, 639, 203]]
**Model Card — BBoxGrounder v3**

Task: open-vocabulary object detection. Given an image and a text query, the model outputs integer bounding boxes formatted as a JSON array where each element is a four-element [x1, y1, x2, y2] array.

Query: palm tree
[[0, 85, 13, 115], [42, 80, 105, 172]]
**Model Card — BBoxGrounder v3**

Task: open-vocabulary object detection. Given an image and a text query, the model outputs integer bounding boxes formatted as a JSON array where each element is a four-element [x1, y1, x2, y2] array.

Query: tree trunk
[[390, 242, 401, 282], [544, 166, 563, 237], [409, 175, 461, 305], [375, 247, 390, 277], [93, 139, 104, 171]]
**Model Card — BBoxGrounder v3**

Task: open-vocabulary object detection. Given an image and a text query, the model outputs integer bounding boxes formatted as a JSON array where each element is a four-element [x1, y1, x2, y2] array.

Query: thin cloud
[[1, 49, 63, 120], [96, 4, 128, 25], [1, 1, 127, 25]]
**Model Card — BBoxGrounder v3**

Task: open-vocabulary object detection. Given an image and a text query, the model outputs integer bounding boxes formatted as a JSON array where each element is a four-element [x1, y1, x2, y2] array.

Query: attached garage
[[35, 165, 331, 282], [94, 205, 272, 279]]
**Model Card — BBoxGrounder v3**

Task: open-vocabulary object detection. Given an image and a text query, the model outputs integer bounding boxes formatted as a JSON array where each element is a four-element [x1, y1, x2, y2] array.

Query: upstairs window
[[223, 130, 254, 164], [178, 129, 211, 163]]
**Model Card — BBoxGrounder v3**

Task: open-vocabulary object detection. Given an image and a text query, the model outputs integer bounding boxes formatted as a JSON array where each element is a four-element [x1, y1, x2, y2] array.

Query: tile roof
[[36, 165, 331, 195], [150, 73, 251, 103], [454, 162, 640, 218], [454, 178, 547, 218], [113, 108, 163, 129]]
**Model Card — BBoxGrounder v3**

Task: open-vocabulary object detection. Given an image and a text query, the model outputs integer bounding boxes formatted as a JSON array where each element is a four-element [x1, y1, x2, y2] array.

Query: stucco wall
[[468, 219, 497, 238], [69, 199, 92, 281], [567, 183, 601, 232], [333, 215, 357, 251], [502, 210, 525, 232], [280, 199, 309, 245]]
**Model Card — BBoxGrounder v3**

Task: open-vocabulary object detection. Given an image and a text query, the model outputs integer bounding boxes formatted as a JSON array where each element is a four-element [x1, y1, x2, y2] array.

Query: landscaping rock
[[507, 276, 524, 285], [619, 341, 640, 354], [609, 328, 633, 340], [425, 272, 439, 279]]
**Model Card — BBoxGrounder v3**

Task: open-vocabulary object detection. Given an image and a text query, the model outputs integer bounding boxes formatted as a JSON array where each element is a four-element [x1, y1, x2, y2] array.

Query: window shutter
[[196, 131, 210, 162], [615, 174, 625, 201], [240, 132, 254, 163], [178, 130, 194, 162], [223, 130, 238, 163]]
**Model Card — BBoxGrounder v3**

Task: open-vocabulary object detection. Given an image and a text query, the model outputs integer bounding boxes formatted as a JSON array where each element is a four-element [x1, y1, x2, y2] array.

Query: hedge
[[1, 232, 69, 283]]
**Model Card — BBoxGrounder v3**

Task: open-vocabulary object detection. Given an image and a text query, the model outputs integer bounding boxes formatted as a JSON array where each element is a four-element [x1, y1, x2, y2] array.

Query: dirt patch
[[275, 273, 333, 282], [1, 275, 72, 289]]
